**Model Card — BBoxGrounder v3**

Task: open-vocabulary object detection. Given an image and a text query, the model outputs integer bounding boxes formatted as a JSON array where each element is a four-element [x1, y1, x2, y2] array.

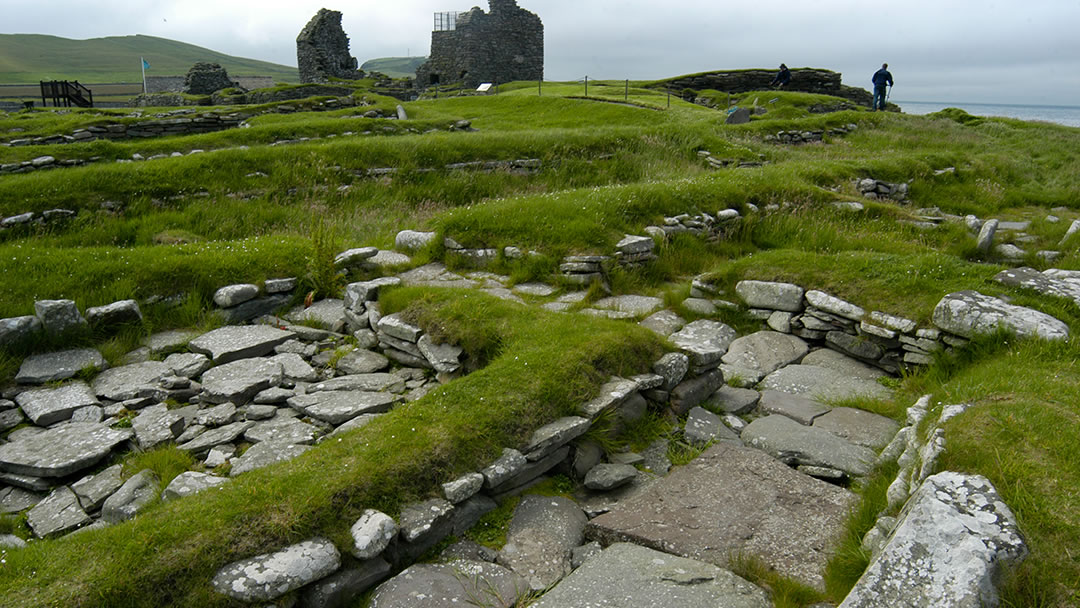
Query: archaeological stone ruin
[[416, 0, 544, 89], [296, 8, 363, 84], [183, 63, 237, 95]]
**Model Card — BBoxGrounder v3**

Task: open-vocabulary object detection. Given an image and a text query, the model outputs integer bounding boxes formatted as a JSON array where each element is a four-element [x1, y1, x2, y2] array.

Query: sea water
[[894, 101, 1080, 128]]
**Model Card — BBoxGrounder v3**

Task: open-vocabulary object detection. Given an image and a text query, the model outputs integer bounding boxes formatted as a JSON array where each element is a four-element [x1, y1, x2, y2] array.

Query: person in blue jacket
[[872, 63, 893, 111], [770, 64, 792, 89]]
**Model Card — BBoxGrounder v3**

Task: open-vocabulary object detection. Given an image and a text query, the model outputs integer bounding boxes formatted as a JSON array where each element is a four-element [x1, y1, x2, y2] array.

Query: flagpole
[[141, 57, 147, 94]]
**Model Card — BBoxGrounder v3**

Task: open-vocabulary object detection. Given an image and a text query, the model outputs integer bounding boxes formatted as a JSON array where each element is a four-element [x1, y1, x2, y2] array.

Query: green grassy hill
[[0, 33, 299, 84], [361, 56, 426, 79], [1, 84, 1079, 607]]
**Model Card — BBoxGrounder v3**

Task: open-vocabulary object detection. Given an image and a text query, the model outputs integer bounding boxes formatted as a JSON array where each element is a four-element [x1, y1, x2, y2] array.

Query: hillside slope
[[361, 56, 426, 79], [0, 33, 298, 84]]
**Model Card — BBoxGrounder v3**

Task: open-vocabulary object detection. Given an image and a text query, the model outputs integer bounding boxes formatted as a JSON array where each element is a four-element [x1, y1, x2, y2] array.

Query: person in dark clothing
[[872, 63, 893, 111], [770, 64, 792, 88]]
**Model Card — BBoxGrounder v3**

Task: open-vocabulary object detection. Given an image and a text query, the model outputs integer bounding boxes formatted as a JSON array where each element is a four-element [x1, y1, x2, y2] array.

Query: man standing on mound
[[872, 63, 893, 111]]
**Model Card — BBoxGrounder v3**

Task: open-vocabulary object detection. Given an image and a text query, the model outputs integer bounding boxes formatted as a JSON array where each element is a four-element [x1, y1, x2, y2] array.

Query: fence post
[[625, 79, 628, 101], [585, 76, 589, 98], [538, 79, 542, 96], [667, 89, 671, 109]]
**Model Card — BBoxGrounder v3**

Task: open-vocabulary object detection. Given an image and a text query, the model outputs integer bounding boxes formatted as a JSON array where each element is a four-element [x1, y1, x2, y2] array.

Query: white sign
[[477, 83, 493, 92]]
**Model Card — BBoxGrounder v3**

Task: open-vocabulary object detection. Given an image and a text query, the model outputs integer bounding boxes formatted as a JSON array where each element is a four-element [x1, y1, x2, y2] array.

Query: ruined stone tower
[[296, 9, 361, 84], [416, 0, 543, 89]]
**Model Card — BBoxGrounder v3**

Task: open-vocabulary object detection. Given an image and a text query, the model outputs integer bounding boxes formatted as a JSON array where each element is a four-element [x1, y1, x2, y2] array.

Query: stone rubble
[[0, 223, 1049, 606]]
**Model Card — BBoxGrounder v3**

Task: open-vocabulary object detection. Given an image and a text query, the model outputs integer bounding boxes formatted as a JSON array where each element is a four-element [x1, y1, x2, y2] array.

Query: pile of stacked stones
[[738, 280, 961, 373], [366, 156, 540, 179], [0, 285, 471, 539], [697, 149, 768, 169], [642, 208, 744, 241], [856, 177, 910, 202], [0, 208, 76, 230], [0, 227, 1057, 605], [0, 155, 90, 175], [764, 123, 857, 145]]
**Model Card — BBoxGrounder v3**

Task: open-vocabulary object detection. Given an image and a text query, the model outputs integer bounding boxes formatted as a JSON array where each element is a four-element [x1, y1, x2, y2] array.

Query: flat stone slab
[[592, 295, 664, 316], [288, 391, 398, 425], [497, 495, 587, 590], [933, 290, 1069, 341], [759, 364, 892, 402], [27, 486, 91, 537], [0, 423, 133, 478], [162, 471, 228, 501], [16, 348, 106, 384], [638, 309, 686, 336], [370, 560, 528, 608], [722, 331, 809, 376], [735, 280, 805, 312], [212, 537, 341, 602], [188, 325, 295, 364], [15, 381, 100, 426], [177, 421, 255, 455], [286, 299, 346, 331], [144, 329, 201, 354], [801, 348, 887, 382], [742, 415, 877, 476], [309, 373, 405, 394], [669, 320, 737, 367], [244, 417, 319, 445], [758, 390, 831, 425], [586, 443, 856, 589], [200, 358, 283, 405], [91, 361, 170, 401], [704, 385, 760, 414], [840, 472, 1027, 608], [812, 407, 901, 450], [336, 349, 390, 375], [531, 542, 769, 608], [230, 440, 311, 476]]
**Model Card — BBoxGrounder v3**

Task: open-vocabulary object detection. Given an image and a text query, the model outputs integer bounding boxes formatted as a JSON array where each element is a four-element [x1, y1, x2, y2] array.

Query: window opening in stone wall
[[434, 12, 461, 32]]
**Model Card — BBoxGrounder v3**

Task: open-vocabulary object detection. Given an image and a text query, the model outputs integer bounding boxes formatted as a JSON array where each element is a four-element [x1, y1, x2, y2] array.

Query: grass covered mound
[[1, 84, 1080, 606]]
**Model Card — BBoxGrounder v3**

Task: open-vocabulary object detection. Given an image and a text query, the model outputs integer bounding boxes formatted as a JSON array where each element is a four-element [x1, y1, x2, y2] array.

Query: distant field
[[0, 33, 299, 84], [361, 56, 426, 79]]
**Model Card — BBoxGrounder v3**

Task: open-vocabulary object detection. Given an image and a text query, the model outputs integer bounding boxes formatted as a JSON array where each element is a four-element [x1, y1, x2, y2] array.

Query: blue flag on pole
[[142, 58, 150, 70]]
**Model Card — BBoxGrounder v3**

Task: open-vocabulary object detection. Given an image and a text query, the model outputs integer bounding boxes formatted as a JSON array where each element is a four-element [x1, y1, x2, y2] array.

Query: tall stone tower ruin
[[416, 0, 544, 89], [296, 9, 361, 84]]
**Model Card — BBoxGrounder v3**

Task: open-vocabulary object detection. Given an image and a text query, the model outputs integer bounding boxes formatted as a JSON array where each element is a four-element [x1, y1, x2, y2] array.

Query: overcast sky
[[2, 0, 1077, 105]]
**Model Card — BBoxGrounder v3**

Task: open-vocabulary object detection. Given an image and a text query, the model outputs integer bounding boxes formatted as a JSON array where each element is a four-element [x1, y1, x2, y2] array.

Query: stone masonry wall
[[661, 69, 874, 107], [417, 0, 543, 89], [296, 9, 362, 84]]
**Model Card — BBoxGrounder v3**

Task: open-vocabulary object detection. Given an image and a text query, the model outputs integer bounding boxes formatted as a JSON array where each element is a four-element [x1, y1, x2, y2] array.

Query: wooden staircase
[[40, 80, 94, 108]]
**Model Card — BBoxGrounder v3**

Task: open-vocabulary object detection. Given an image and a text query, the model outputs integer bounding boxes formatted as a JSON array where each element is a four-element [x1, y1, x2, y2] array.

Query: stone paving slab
[[742, 414, 878, 476], [0, 423, 133, 478], [531, 542, 769, 608], [188, 325, 295, 364], [585, 443, 857, 590], [15, 381, 100, 426], [370, 559, 528, 608], [16, 348, 106, 384], [812, 407, 901, 450], [91, 361, 170, 401], [722, 331, 809, 376], [288, 391, 399, 425], [759, 364, 892, 402]]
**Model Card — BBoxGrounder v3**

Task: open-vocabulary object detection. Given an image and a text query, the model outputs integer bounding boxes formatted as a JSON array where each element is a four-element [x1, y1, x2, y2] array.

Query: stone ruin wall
[[663, 69, 874, 107], [417, 0, 543, 89], [296, 8, 362, 84], [146, 76, 276, 95]]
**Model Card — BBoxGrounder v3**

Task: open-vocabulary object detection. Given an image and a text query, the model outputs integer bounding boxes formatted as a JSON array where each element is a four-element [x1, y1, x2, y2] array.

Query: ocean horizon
[[894, 100, 1080, 128]]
